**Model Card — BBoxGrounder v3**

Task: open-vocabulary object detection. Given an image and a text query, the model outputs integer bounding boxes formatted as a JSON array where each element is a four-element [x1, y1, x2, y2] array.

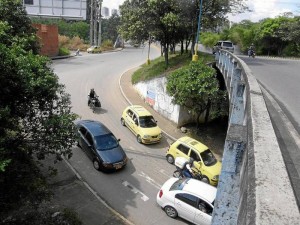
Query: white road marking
[[122, 181, 149, 201], [138, 171, 162, 190]]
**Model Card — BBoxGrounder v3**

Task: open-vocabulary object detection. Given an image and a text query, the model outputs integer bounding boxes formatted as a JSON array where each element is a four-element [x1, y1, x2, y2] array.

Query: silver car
[[212, 41, 234, 54]]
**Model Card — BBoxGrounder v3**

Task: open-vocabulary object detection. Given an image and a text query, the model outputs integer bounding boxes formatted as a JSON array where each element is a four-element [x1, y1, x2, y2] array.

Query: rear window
[[170, 178, 190, 191], [223, 42, 233, 47]]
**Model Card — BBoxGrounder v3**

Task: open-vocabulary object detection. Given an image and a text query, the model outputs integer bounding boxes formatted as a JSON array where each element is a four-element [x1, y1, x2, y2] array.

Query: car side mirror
[[118, 139, 121, 142], [198, 161, 202, 168]]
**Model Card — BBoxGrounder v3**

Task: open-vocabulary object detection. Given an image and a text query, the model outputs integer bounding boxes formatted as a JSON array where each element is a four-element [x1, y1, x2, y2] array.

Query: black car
[[76, 120, 128, 171]]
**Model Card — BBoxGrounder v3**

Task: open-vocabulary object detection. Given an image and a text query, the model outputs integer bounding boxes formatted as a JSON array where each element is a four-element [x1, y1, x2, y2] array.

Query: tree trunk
[[204, 100, 211, 124], [164, 43, 169, 67]]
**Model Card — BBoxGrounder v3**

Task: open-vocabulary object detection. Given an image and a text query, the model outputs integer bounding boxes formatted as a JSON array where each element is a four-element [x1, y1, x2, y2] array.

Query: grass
[[131, 51, 214, 84]]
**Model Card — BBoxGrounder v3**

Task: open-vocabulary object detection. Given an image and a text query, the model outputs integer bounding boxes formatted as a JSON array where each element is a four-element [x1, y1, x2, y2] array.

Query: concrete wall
[[212, 50, 300, 224], [33, 24, 59, 57], [134, 77, 194, 127]]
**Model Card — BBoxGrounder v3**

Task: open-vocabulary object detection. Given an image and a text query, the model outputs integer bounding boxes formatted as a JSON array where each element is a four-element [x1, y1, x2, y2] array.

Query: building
[[111, 9, 119, 16], [23, 0, 87, 20], [101, 6, 109, 18]]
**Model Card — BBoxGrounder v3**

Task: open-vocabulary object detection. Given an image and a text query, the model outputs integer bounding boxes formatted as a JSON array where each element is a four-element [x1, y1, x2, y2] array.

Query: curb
[[63, 157, 135, 225]]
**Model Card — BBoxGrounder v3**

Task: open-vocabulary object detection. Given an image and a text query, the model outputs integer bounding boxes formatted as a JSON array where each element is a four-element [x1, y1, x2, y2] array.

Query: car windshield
[[139, 116, 157, 128], [223, 42, 233, 47], [200, 149, 217, 166], [170, 178, 190, 191], [95, 133, 119, 151]]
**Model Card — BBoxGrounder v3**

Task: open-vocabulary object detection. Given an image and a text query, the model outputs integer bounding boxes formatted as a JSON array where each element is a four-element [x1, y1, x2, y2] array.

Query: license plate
[[115, 164, 122, 169]]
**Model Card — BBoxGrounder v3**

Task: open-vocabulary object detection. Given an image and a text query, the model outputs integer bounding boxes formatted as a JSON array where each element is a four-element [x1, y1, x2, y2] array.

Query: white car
[[87, 45, 100, 53], [157, 177, 217, 225]]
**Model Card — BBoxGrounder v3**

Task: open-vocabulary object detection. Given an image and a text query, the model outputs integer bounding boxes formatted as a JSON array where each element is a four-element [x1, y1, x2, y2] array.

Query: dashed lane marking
[[138, 171, 162, 190], [122, 181, 149, 202]]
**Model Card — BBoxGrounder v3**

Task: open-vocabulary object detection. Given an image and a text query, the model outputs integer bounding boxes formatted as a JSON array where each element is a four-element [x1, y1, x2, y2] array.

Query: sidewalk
[[42, 156, 132, 225]]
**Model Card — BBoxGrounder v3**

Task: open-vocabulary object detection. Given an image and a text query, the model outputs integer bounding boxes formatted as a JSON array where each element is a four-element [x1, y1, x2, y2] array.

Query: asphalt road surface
[[52, 45, 192, 225]]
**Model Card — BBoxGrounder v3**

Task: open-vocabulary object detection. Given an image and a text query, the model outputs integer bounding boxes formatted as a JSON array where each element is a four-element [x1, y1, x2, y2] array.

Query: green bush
[[282, 43, 300, 57], [131, 52, 214, 84], [101, 39, 114, 51], [58, 47, 70, 56]]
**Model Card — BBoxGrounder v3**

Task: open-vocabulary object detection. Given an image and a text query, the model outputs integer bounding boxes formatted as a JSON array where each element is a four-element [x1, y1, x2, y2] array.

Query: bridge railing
[[212, 50, 299, 224]]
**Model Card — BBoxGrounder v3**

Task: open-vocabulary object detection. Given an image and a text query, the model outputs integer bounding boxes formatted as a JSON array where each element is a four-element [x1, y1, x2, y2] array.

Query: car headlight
[[143, 135, 151, 139], [158, 133, 162, 138], [212, 175, 219, 181]]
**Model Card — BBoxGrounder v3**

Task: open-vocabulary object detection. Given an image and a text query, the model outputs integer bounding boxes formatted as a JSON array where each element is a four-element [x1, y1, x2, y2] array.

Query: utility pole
[[98, 0, 103, 47], [93, 0, 97, 46], [89, 0, 94, 45], [192, 0, 203, 62]]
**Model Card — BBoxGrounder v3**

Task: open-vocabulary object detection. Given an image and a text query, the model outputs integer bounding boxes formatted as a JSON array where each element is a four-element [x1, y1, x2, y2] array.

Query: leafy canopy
[[0, 0, 78, 172], [167, 60, 227, 125]]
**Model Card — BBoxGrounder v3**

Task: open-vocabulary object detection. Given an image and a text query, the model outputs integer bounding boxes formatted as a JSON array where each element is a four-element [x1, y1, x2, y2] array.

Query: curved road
[[239, 55, 300, 209], [52, 45, 191, 225]]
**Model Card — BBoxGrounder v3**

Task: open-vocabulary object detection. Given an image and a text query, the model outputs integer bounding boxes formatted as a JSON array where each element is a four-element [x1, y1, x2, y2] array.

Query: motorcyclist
[[248, 43, 255, 57], [88, 88, 96, 106], [182, 158, 194, 178]]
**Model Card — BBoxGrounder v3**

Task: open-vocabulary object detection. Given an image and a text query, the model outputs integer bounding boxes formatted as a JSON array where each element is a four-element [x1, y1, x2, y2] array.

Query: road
[[52, 45, 191, 225], [239, 55, 300, 208]]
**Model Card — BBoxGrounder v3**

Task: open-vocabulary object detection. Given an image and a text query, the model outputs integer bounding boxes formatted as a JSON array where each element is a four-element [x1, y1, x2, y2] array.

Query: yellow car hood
[[141, 126, 161, 136]]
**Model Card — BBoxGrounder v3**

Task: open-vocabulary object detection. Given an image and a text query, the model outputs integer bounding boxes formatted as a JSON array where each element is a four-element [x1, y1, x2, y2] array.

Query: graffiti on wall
[[146, 90, 155, 106]]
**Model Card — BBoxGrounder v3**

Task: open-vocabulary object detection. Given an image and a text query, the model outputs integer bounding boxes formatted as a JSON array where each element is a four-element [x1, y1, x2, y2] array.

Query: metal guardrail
[[211, 50, 300, 224]]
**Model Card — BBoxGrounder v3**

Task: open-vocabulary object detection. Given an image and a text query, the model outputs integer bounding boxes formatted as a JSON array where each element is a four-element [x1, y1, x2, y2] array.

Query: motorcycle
[[248, 49, 255, 58], [88, 95, 101, 112], [173, 157, 203, 181], [173, 167, 203, 181]]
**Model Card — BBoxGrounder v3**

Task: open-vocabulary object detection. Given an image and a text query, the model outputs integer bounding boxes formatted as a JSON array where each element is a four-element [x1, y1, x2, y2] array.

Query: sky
[[102, 0, 300, 23]]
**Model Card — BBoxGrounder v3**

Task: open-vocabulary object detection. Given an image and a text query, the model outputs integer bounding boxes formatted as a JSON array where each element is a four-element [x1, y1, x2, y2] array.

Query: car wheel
[[164, 206, 178, 218], [93, 159, 101, 171], [166, 155, 174, 164], [201, 175, 210, 184], [137, 135, 142, 144], [121, 118, 126, 126]]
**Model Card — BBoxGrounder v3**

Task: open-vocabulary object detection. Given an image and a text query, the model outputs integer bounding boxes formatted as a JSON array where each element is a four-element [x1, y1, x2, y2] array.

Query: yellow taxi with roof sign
[[121, 105, 162, 144], [166, 136, 221, 186]]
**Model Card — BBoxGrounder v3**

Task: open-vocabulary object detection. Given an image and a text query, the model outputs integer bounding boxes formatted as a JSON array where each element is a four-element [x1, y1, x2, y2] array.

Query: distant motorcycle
[[88, 95, 101, 112], [248, 49, 255, 58]]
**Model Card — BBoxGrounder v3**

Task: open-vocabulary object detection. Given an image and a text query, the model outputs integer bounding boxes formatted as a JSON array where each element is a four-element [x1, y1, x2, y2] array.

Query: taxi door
[[175, 143, 190, 160]]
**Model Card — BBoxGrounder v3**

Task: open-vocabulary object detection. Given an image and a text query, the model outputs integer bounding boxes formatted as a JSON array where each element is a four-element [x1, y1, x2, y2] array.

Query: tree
[[119, 0, 248, 66], [166, 60, 227, 127], [102, 13, 121, 43], [0, 0, 78, 170]]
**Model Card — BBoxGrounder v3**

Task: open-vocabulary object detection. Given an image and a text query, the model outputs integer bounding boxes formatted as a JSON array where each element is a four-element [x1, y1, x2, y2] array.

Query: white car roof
[[182, 178, 217, 203]]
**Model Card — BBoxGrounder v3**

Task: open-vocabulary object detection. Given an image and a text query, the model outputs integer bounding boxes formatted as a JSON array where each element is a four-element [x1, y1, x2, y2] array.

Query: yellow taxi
[[121, 105, 162, 144], [166, 136, 222, 186]]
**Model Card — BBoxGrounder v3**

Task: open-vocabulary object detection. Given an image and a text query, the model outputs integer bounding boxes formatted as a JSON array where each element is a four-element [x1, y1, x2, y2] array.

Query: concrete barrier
[[212, 50, 300, 224]]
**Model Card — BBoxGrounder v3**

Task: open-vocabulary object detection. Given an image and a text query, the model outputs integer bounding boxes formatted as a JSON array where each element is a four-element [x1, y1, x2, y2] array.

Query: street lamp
[[192, 0, 203, 62]]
